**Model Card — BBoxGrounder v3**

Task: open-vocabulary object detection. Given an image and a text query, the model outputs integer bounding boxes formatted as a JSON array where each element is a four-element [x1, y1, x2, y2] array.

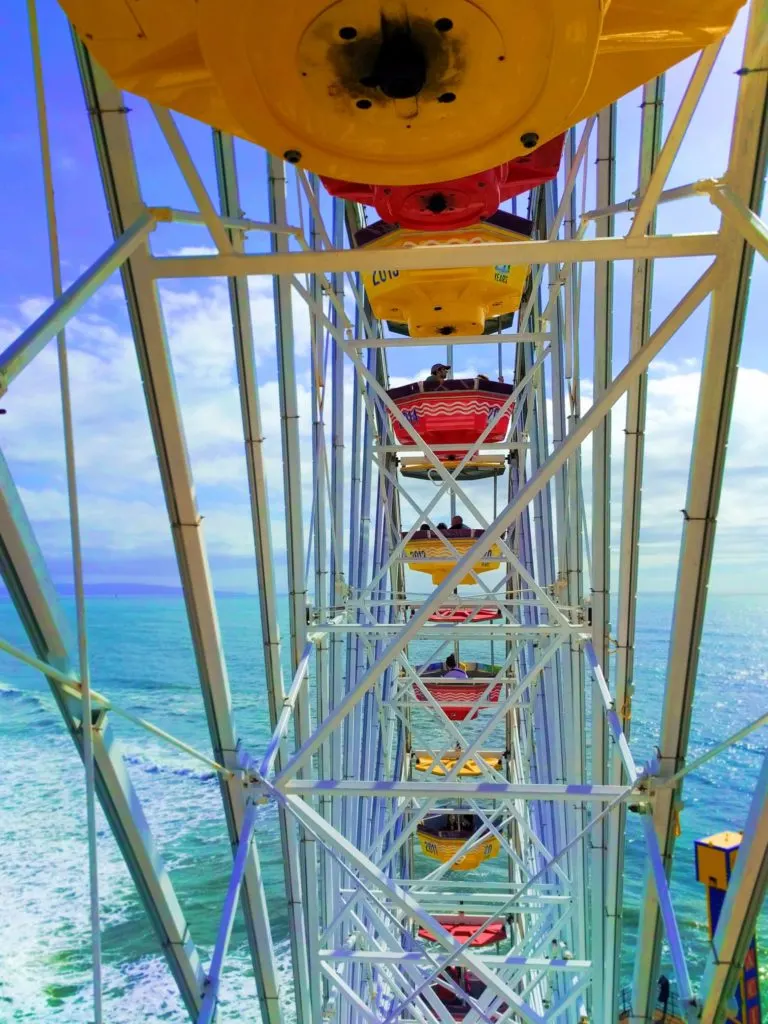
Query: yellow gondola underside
[[414, 755, 503, 776], [399, 454, 506, 480], [359, 222, 529, 337], [404, 536, 501, 584], [416, 829, 501, 871], [62, 0, 744, 185]]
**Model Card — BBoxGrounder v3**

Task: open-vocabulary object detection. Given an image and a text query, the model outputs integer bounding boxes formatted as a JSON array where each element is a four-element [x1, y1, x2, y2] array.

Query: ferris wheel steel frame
[[0, 3, 767, 1023]]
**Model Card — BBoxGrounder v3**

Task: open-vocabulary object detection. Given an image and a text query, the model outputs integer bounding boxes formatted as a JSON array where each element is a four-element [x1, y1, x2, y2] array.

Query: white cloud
[[0, 278, 321, 579], [2, 275, 766, 595], [579, 362, 768, 591]]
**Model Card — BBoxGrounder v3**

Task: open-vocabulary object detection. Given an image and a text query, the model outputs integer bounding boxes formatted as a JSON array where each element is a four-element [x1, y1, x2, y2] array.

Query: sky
[[0, 1, 766, 597]]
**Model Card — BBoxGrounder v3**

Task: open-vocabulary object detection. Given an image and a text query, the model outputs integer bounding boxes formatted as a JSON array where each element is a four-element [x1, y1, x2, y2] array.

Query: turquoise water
[[0, 594, 765, 1021]]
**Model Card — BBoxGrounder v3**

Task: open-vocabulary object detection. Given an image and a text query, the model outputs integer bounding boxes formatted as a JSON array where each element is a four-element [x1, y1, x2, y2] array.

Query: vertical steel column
[[519, 259, 560, 882], [632, 8, 768, 1015], [213, 132, 314, 1023], [329, 200, 346, 930], [28, 5, 103, 1013], [75, 47, 283, 1024], [606, 76, 664, 1019], [355, 342, 380, 865], [268, 154, 310, 671], [345, 273, 364, 860], [267, 153, 320, 1024], [590, 102, 616, 1023], [544, 180, 584, 967], [307, 174, 333, 955]]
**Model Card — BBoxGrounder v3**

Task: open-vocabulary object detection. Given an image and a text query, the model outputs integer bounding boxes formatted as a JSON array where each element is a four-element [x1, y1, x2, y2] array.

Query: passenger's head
[[445, 653, 457, 670], [450, 514, 464, 528], [430, 362, 450, 382], [436, 522, 447, 530]]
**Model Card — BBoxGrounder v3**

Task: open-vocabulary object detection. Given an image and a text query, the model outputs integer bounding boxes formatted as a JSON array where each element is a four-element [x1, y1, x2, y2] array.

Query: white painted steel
[[3, 10, 767, 1024]]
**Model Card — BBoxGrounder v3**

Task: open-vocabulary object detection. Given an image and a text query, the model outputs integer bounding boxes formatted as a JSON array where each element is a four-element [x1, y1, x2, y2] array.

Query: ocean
[[0, 593, 765, 1021]]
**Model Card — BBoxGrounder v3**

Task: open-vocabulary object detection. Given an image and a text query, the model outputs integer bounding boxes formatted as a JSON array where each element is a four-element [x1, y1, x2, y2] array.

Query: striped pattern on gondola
[[389, 394, 513, 446], [413, 683, 503, 720]]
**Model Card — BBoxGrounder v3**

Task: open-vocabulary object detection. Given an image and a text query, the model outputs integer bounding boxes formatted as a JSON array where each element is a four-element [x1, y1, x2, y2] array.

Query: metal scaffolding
[[1, 3, 767, 1023]]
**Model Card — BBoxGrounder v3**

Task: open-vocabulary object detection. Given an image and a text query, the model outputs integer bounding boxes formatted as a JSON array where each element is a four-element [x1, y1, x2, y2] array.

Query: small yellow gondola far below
[[356, 212, 531, 338], [61, 0, 745, 185], [414, 754, 503, 777], [416, 811, 500, 871], [403, 528, 501, 585]]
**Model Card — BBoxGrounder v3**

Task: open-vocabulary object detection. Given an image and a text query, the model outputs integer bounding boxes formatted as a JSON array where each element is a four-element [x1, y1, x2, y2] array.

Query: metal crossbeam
[[6, 7, 768, 1022]]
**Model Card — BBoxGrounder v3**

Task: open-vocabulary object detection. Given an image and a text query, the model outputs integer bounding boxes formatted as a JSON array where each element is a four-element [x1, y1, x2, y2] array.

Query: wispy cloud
[[3, 267, 766, 595]]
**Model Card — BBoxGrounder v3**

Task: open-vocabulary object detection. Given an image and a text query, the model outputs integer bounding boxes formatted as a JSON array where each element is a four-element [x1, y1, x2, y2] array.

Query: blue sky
[[0, 1, 766, 596]]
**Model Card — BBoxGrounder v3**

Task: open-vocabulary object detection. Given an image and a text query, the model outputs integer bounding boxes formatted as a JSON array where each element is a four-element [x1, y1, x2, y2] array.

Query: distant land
[[0, 582, 259, 598], [59, 583, 256, 597]]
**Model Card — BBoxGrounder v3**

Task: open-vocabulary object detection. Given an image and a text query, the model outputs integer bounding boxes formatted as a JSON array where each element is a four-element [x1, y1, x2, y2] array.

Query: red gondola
[[321, 134, 564, 231], [428, 970, 508, 1022], [388, 378, 513, 447], [415, 661, 503, 721], [428, 607, 501, 624], [418, 917, 506, 948], [387, 377, 514, 481]]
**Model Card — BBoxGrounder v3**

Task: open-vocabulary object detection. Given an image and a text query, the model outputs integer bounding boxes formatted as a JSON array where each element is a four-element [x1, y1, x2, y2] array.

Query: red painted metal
[[418, 921, 506, 947], [321, 134, 564, 230], [414, 682, 503, 720], [427, 607, 501, 623], [387, 380, 514, 449]]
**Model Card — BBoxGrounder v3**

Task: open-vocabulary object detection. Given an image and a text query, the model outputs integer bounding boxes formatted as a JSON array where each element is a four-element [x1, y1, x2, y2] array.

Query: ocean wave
[[0, 679, 54, 719], [122, 751, 217, 783]]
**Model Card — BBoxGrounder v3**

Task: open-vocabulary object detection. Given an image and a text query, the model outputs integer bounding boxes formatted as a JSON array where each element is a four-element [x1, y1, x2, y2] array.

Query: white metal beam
[[631, 7, 768, 1013], [148, 234, 721, 280], [276, 262, 716, 787], [73, 49, 285, 1024]]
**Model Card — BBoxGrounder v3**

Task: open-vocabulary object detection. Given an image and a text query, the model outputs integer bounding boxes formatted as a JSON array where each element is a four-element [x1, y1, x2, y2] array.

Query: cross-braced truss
[[1, 4, 768, 1024]]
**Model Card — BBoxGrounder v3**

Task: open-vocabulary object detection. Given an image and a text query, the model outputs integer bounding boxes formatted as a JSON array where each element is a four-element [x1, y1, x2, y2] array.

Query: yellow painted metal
[[359, 222, 529, 337], [694, 829, 742, 890], [414, 755, 503, 776], [416, 828, 501, 871], [404, 535, 502, 584], [399, 454, 506, 480], [61, 0, 744, 185], [620, 1013, 685, 1023]]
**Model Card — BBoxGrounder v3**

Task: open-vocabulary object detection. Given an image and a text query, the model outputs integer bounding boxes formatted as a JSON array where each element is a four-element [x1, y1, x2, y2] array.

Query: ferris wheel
[[0, 1, 766, 1022]]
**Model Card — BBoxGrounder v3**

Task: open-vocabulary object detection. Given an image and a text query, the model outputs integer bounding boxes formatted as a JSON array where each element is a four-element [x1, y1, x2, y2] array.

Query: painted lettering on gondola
[[371, 269, 400, 286], [409, 549, 428, 559], [403, 408, 419, 424], [494, 264, 510, 284]]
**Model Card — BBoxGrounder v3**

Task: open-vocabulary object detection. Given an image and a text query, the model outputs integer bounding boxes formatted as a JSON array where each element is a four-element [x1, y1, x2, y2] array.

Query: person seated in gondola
[[450, 514, 465, 530], [424, 362, 450, 389], [445, 654, 469, 679]]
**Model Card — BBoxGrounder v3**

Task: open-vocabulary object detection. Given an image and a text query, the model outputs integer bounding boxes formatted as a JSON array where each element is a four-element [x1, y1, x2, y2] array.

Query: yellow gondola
[[62, 0, 744, 184], [356, 213, 531, 338], [414, 754, 503, 777], [404, 528, 501, 585], [398, 454, 507, 481], [416, 811, 500, 871]]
